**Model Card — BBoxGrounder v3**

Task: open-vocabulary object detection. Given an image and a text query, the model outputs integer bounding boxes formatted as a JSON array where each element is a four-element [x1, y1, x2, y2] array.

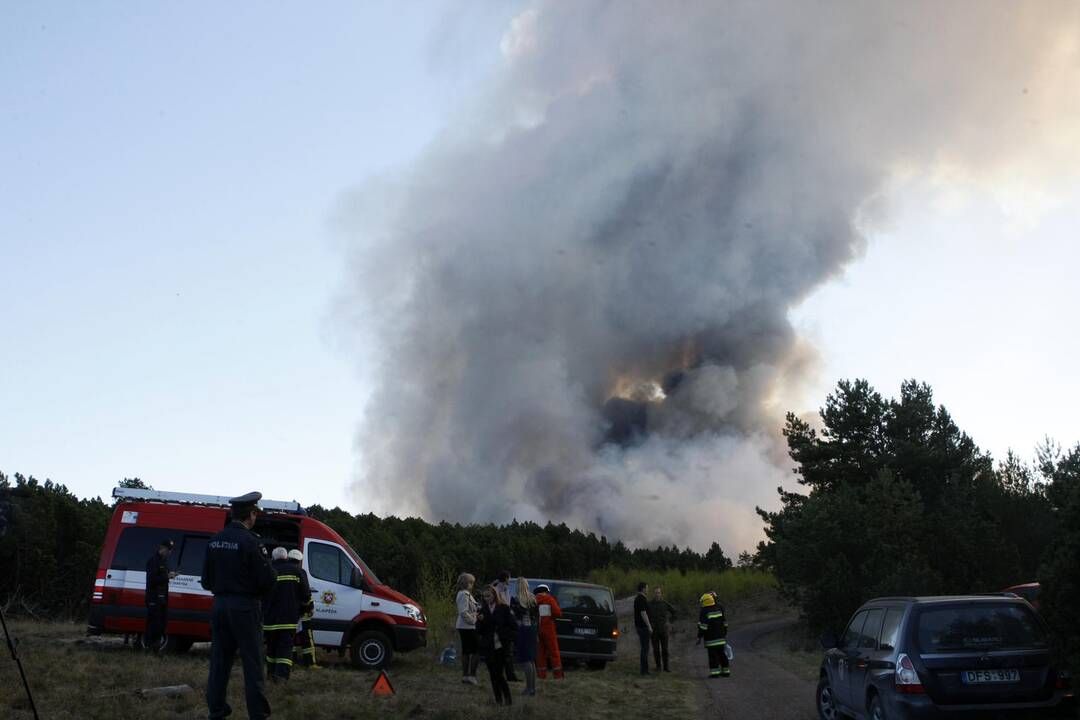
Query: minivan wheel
[[817, 677, 841, 720], [349, 630, 393, 669], [869, 695, 887, 720]]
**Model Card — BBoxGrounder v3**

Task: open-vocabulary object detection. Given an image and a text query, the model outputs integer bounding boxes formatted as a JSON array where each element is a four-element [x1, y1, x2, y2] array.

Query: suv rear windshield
[[917, 603, 1047, 652]]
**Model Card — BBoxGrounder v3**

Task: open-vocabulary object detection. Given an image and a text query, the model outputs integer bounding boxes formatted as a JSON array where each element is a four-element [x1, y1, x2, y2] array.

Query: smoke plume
[[340, 1, 1080, 552]]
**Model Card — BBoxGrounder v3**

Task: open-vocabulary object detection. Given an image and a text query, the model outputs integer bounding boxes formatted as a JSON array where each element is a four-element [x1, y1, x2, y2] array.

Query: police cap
[[229, 491, 263, 514], [160, 539, 175, 549]]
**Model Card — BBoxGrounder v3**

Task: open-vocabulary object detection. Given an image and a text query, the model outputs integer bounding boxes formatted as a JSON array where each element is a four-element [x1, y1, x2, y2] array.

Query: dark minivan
[[516, 578, 619, 669], [817, 595, 1075, 720]]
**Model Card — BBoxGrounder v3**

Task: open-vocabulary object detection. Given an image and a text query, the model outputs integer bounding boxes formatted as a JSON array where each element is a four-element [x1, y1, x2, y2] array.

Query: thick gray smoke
[[341, 1, 1080, 552]]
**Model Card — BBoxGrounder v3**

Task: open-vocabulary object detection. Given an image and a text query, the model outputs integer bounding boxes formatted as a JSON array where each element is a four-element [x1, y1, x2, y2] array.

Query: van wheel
[[587, 660, 607, 670], [869, 695, 887, 720], [350, 630, 393, 669]]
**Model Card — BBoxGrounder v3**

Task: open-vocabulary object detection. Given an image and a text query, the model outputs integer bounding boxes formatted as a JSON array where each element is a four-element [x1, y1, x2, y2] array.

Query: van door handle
[[371, 601, 380, 607]]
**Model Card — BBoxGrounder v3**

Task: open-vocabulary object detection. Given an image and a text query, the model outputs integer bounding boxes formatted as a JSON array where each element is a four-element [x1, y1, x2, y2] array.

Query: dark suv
[[816, 595, 1075, 720], [516, 578, 619, 669]]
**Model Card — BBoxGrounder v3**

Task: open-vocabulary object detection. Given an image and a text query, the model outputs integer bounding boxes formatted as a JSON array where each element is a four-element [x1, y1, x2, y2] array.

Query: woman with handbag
[[476, 585, 518, 705]]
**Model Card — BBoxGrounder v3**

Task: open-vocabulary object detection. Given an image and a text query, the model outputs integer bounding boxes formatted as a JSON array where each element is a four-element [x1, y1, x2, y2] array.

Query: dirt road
[[690, 617, 818, 719]]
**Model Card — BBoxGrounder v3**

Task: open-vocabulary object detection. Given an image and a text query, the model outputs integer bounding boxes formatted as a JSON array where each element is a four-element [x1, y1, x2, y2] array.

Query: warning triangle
[[370, 670, 395, 696]]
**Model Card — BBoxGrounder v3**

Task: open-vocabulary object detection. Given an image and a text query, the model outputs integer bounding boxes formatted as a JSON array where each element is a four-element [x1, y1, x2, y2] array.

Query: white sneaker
[[467, 676, 479, 685]]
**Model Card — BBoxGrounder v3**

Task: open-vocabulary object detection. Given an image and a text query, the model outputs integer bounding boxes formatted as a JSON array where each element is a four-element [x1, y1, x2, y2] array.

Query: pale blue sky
[[1, 2, 519, 507], [3, 3, 1078, 514]]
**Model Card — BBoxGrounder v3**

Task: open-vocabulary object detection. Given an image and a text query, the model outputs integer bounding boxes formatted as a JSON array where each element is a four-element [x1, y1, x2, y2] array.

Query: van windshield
[[341, 543, 381, 586], [917, 603, 1047, 652]]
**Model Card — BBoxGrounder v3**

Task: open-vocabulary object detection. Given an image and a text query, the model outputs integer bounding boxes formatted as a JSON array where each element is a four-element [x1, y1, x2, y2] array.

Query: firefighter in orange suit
[[535, 584, 564, 679]]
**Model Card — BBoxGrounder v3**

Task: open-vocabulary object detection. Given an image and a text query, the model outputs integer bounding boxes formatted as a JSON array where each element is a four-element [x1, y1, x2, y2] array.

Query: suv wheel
[[869, 695, 887, 720], [350, 630, 393, 669], [817, 677, 841, 720]]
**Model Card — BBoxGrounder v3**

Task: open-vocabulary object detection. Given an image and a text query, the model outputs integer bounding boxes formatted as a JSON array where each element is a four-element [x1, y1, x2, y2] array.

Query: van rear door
[[550, 583, 618, 661]]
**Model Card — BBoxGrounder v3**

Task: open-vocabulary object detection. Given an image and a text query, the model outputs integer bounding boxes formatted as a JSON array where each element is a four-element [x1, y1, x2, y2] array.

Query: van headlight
[[403, 603, 424, 623]]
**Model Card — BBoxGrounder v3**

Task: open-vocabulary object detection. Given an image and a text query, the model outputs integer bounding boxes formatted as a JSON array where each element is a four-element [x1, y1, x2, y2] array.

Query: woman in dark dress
[[476, 585, 518, 705], [510, 577, 540, 696]]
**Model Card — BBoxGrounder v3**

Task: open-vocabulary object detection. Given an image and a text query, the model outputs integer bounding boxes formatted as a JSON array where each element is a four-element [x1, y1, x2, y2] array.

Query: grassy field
[[0, 611, 705, 719], [586, 566, 777, 606]]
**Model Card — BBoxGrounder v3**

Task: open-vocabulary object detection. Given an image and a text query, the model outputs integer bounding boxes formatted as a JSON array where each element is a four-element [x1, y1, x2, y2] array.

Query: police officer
[[201, 492, 277, 720], [144, 538, 176, 653], [262, 547, 310, 681]]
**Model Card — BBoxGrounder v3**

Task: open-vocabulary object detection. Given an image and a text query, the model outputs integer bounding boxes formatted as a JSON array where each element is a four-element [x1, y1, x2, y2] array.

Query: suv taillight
[[1057, 671, 1072, 692], [91, 569, 106, 603], [895, 653, 924, 694]]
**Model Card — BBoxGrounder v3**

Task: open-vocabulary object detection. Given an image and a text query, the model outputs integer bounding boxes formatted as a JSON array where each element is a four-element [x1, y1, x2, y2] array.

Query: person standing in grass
[[634, 581, 653, 676], [510, 577, 540, 696], [262, 546, 309, 682], [202, 492, 277, 720], [492, 570, 519, 682], [647, 586, 676, 672], [144, 538, 176, 654], [455, 572, 480, 685], [535, 584, 564, 679], [476, 585, 518, 706]]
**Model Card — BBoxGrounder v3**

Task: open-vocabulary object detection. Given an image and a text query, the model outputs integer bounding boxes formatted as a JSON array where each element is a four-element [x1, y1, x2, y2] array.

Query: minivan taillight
[[91, 569, 106, 603], [1057, 671, 1072, 691], [895, 653, 924, 694]]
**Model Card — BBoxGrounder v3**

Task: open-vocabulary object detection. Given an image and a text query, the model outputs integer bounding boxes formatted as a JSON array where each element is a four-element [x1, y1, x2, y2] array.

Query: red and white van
[[87, 487, 426, 668]]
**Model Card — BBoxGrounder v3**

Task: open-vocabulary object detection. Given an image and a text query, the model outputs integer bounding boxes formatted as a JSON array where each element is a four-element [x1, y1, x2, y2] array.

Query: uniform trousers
[[207, 596, 271, 720], [144, 601, 167, 652]]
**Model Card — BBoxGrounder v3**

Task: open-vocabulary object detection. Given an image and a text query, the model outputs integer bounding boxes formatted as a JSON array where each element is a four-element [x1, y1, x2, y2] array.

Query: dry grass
[[1, 613, 704, 719]]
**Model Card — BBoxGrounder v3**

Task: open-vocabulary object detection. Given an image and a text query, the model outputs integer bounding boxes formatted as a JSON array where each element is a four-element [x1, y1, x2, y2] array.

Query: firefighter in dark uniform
[[144, 538, 176, 653], [696, 592, 730, 678], [287, 549, 318, 668], [201, 492, 277, 720], [262, 547, 310, 681]]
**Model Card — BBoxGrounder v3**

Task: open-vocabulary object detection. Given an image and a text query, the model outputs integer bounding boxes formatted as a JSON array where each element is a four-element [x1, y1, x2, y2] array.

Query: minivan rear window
[[554, 585, 614, 614], [917, 604, 1047, 652]]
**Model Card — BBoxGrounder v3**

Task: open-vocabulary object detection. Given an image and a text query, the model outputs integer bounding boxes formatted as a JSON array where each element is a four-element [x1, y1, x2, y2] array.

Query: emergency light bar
[[112, 487, 303, 513]]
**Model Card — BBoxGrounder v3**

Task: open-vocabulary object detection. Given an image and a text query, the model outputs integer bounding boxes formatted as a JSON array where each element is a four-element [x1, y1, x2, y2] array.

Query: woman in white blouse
[[455, 572, 480, 684]]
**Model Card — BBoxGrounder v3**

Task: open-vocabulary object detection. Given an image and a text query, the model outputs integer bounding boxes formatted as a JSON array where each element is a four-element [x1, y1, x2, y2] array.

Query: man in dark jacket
[[144, 538, 176, 653], [647, 585, 676, 672], [696, 592, 730, 678], [202, 492, 277, 720], [262, 546, 310, 681]]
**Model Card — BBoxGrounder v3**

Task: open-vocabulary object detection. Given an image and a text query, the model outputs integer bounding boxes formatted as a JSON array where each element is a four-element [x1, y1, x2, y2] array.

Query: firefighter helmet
[[700, 592, 715, 607]]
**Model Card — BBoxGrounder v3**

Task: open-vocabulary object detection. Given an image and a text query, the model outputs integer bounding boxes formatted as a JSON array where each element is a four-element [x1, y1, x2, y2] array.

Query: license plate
[[573, 627, 597, 636], [961, 669, 1020, 684]]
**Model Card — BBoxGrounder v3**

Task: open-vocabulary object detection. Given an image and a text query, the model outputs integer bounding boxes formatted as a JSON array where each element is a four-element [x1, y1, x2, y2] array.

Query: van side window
[[177, 535, 209, 576], [309, 542, 353, 585], [841, 611, 868, 649], [879, 608, 904, 651], [859, 608, 884, 649], [112, 527, 180, 571]]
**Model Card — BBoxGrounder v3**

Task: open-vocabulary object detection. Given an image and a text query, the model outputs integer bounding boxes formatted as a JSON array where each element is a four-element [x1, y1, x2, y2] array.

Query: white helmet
[[287, 549, 304, 562]]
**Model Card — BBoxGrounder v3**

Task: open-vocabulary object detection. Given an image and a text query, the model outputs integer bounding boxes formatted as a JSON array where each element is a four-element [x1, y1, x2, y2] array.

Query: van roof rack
[[112, 487, 304, 514]]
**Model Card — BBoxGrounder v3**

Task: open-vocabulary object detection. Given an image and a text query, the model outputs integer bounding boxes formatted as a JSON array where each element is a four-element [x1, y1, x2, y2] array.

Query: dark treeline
[[306, 507, 733, 597], [757, 379, 1080, 670], [0, 474, 730, 620]]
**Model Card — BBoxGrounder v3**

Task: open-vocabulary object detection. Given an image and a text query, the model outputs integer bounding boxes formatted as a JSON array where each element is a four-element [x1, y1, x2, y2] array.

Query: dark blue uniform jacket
[[200, 521, 276, 598]]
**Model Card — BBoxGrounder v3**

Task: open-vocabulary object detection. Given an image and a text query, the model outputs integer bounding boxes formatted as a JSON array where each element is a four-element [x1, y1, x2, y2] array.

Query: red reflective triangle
[[370, 670, 395, 696]]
